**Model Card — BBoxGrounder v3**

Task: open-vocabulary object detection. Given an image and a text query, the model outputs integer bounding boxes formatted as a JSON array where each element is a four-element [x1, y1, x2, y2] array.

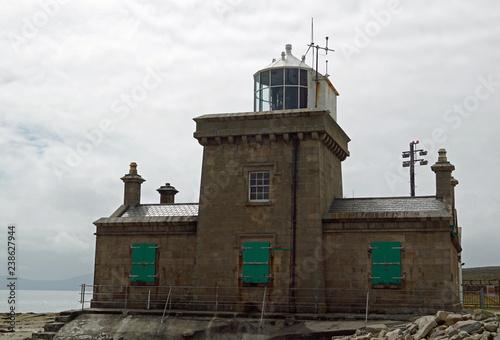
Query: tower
[[193, 44, 350, 311]]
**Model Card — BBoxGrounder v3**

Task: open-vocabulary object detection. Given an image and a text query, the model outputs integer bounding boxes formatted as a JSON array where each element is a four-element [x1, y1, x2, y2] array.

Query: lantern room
[[253, 44, 339, 121]]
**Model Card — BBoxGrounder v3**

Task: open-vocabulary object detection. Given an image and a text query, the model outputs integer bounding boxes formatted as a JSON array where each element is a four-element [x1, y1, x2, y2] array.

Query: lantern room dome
[[253, 44, 339, 121], [258, 44, 311, 71]]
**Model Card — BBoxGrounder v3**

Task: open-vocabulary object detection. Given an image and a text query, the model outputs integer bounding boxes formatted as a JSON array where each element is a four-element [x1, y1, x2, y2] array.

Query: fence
[[462, 280, 500, 310], [80, 284, 464, 317]]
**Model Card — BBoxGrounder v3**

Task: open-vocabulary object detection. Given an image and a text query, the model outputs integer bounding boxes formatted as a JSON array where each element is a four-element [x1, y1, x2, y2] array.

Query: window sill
[[371, 284, 402, 289], [246, 201, 272, 206]]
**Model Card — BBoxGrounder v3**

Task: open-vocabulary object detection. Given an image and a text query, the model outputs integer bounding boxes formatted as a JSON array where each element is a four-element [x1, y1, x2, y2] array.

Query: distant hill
[[0, 273, 93, 291], [463, 266, 500, 281]]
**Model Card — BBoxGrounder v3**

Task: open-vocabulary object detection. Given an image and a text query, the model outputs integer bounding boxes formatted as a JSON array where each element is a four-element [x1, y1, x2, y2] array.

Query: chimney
[[157, 183, 179, 204], [431, 149, 456, 209], [120, 162, 146, 206]]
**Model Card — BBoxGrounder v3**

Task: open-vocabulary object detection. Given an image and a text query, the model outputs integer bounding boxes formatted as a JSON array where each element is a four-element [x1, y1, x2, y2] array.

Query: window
[[131, 243, 157, 283], [254, 68, 308, 111], [371, 242, 402, 285], [249, 172, 270, 202], [242, 242, 270, 283]]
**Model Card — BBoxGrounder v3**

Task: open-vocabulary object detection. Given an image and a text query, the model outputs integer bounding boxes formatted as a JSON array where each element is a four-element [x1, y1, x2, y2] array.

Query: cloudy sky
[[1, 0, 498, 282]]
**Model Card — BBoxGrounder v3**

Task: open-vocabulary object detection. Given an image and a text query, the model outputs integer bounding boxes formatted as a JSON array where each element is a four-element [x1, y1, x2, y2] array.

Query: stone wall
[[92, 220, 197, 308], [322, 217, 460, 311]]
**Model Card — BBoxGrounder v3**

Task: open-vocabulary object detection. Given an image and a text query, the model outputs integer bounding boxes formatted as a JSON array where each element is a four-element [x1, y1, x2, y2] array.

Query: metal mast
[[402, 141, 428, 197]]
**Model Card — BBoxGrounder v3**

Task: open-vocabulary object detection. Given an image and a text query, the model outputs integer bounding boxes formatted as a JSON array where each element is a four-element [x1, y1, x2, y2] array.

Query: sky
[[0, 0, 499, 281]]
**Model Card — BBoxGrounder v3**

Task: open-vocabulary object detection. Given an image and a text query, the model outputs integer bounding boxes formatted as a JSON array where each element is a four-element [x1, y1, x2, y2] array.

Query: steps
[[30, 311, 80, 340]]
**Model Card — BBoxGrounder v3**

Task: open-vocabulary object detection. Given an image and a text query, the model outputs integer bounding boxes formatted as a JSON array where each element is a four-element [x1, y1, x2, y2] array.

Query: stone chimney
[[157, 183, 179, 204], [431, 149, 456, 210], [120, 162, 145, 206]]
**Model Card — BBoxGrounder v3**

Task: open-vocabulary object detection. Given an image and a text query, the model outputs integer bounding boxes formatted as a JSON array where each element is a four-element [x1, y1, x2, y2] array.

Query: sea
[[0, 290, 90, 313]]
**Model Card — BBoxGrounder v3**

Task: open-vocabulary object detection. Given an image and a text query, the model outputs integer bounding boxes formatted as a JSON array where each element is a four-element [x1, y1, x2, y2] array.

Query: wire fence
[[78, 284, 493, 317]]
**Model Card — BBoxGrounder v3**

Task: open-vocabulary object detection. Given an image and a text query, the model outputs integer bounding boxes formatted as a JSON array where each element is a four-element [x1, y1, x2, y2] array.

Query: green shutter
[[242, 242, 270, 283], [371, 242, 401, 285], [131, 243, 157, 283]]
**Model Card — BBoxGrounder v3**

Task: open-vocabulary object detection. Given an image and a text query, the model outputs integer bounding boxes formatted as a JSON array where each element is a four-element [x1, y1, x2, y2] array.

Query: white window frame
[[249, 171, 270, 202]]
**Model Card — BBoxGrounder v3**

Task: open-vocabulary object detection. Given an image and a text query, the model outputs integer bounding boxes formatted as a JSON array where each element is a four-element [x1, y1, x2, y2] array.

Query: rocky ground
[[334, 310, 500, 340], [0, 313, 57, 340]]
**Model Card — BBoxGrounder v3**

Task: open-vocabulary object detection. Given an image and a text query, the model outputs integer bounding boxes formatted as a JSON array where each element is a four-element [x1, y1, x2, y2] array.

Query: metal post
[[80, 284, 85, 310], [314, 288, 318, 314], [125, 285, 128, 309], [365, 290, 370, 323], [147, 290, 151, 310], [169, 285, 172, 311], [260, 286, 267, 328], [410, 142, 415, 197], [215, 286, 219, 313], [161, 286, 172, 323], [480, 288, 484, 309], [422, 290, 425, 309]]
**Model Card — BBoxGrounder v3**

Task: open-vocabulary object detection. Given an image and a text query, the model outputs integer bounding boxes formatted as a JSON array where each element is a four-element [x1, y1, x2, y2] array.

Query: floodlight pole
[[402, 141, 428, 197]]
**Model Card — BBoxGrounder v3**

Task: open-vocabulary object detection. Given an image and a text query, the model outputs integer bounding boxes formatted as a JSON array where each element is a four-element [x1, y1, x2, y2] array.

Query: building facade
[[92, 45, 462, 312]]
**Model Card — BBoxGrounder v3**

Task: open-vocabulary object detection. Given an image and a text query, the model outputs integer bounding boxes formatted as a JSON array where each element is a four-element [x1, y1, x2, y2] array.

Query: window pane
[[300, 69, 308, 86], [285, 87, 298, 109], [254, 74, 260, 92], [261, 87, 270, 111], [271, 69, 283, 86], [260, 70, 270, 87], [299, 87, 308, 108], [271, 87, 283, 110], [285, 68, 298, 85]]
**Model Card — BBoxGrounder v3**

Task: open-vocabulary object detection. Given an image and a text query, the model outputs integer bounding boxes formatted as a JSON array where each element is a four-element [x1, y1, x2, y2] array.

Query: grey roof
[[329, 196, 445, 213], [121, 203, 199, 217]]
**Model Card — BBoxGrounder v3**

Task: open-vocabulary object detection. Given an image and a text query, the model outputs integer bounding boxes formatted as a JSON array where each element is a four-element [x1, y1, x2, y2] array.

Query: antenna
[[307, 35, 335, 107], [302, 19, 335, 106], [311, 17, 314, 45]]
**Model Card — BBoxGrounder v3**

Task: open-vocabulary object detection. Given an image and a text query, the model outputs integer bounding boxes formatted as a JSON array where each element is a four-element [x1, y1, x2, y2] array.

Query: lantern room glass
[[254, 68, 308, 111]]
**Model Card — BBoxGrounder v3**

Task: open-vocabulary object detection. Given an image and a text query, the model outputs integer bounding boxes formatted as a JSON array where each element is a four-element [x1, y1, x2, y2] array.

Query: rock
[[386, 329, 402, 340], [366, 324, 389, 335], [446, 313, 465, 326], [406, 323, 419, 335], [481, 331, 492, 340], [484, 323, 499, 332], [404, 335, 414, 340], [457, 330, 470, 340], [355, 328, 365, 336], [436, 311, 453, 324], [429, 326, 446, 339], [354, 334, 373, 340], [463, 314, 472, 321], [447, 320, 483, 337], [473, 310, 496, 321], [379, 329, 388, 339], [414, 316, 437, 339], [415, 315, 436, 328], [182, 329, 195, 337]]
